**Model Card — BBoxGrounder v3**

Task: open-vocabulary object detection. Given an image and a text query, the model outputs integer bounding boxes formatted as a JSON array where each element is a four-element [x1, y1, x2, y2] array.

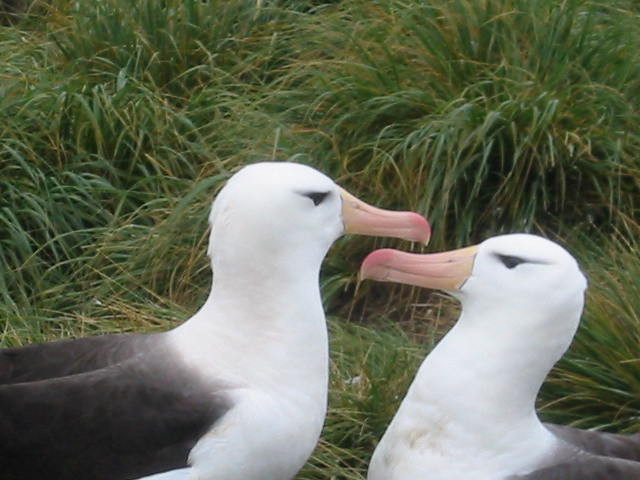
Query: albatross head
[[207, 162, 431, 283], [361, 233, 586, 309], [361, 234, 587, 360], [454, 234, 587, 313]]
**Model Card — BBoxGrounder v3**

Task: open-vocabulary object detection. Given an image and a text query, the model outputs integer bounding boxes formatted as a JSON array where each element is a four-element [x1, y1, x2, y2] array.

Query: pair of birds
[[0, 162, 637, 480]]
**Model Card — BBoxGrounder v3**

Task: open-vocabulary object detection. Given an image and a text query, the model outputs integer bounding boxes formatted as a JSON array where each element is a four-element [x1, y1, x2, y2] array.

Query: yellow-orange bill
[[359, 245, 479, 291]]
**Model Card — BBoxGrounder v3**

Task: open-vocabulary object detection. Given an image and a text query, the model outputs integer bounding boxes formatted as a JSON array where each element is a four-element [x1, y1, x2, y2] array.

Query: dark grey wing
[[0, 353, 230, 480], [508, 454, 640, 480], [545, 423, 640, 461], [0, 333, 160, 384]]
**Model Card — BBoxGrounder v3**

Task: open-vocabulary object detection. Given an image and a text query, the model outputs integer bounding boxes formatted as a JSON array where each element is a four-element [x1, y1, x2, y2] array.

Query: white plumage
[[361, 234, 640, 480], [0, 162, 431, 480]]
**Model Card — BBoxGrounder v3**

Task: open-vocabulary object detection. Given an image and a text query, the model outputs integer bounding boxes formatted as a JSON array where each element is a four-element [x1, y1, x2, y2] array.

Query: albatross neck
[[172, 249, 329, 398], [203, 256, 325, 328], [409, 304, 581, 434]]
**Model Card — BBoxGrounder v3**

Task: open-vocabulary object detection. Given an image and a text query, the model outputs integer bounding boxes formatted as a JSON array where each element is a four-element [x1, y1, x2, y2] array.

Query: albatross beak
[[359, 245, 479, 291], [340, 189, 431, 244]]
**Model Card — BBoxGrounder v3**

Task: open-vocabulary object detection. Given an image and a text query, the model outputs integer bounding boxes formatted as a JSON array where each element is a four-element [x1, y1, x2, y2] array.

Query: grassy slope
[[0, 1, 639, 478]]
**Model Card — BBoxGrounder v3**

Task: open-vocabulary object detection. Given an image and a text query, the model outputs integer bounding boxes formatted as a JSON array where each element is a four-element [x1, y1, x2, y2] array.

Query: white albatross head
[[207, 162, 431, 284], [361, 233, 587, 336]]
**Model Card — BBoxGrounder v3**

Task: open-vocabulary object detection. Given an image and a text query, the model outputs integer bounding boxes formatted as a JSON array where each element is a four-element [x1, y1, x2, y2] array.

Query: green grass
[[0, 0, 639, 478], [280, 0, 640, 247], [299, 320, 428, 479], [539, 224, 640, 432]]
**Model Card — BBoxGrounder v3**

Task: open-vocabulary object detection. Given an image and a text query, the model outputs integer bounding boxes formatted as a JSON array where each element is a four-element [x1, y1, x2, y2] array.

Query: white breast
[[369, 391, 564, 480], [189, 387, 325, 480], [166, 293, 329, 480]]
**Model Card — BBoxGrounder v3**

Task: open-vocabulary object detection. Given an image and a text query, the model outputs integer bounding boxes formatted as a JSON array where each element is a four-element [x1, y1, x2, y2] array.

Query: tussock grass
[[52, 0, 278, 91], [3, 0, 639, 319], [540, 225, 640, 432], [282, 0, 640, 247], [300, 319, 428, 480]]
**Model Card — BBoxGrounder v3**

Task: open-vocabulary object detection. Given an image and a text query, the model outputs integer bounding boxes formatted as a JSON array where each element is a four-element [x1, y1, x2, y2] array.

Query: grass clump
[[0, 0, 286, 330], [539, 225, 640, 433], [299, 319, 429, 480], [283, 0, 640, 247], [50, 0, 288, 87]]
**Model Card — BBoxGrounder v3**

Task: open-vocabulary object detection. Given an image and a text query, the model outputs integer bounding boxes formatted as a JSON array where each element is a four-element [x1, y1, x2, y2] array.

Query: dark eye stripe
[[497, 254, 526, 269], [302, 191, 330, 206]]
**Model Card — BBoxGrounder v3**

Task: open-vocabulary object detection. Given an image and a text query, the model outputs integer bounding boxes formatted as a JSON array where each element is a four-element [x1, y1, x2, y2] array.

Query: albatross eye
[[497, 254, 526, 269], [302, 191, 330, 206]]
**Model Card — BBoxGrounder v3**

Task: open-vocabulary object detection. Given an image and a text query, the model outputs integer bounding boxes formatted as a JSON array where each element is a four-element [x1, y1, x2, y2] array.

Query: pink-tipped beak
[[340, 189, 431, 244], [360, 245, 479, 291]]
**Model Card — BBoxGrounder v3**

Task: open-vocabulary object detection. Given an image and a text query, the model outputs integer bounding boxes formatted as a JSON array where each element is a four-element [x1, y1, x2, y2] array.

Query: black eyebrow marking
[[497, 254, 526, 269], [494, 253, 551, 269], [299, 191, 330, 206]]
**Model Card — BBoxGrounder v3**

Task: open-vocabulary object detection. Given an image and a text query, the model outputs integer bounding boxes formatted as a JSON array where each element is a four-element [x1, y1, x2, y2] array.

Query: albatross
[[360, 234, 640, 480], [0, 162, 431, 480]]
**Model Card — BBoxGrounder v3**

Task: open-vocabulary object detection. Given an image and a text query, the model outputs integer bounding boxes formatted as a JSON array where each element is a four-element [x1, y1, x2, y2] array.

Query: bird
[[0, 161, 431, 480], [359, 234, 640, 480]]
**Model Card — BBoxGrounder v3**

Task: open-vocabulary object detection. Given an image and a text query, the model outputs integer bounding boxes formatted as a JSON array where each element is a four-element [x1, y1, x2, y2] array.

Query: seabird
[[360, 234, 640, 480], [0, 162, 431, 480]]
